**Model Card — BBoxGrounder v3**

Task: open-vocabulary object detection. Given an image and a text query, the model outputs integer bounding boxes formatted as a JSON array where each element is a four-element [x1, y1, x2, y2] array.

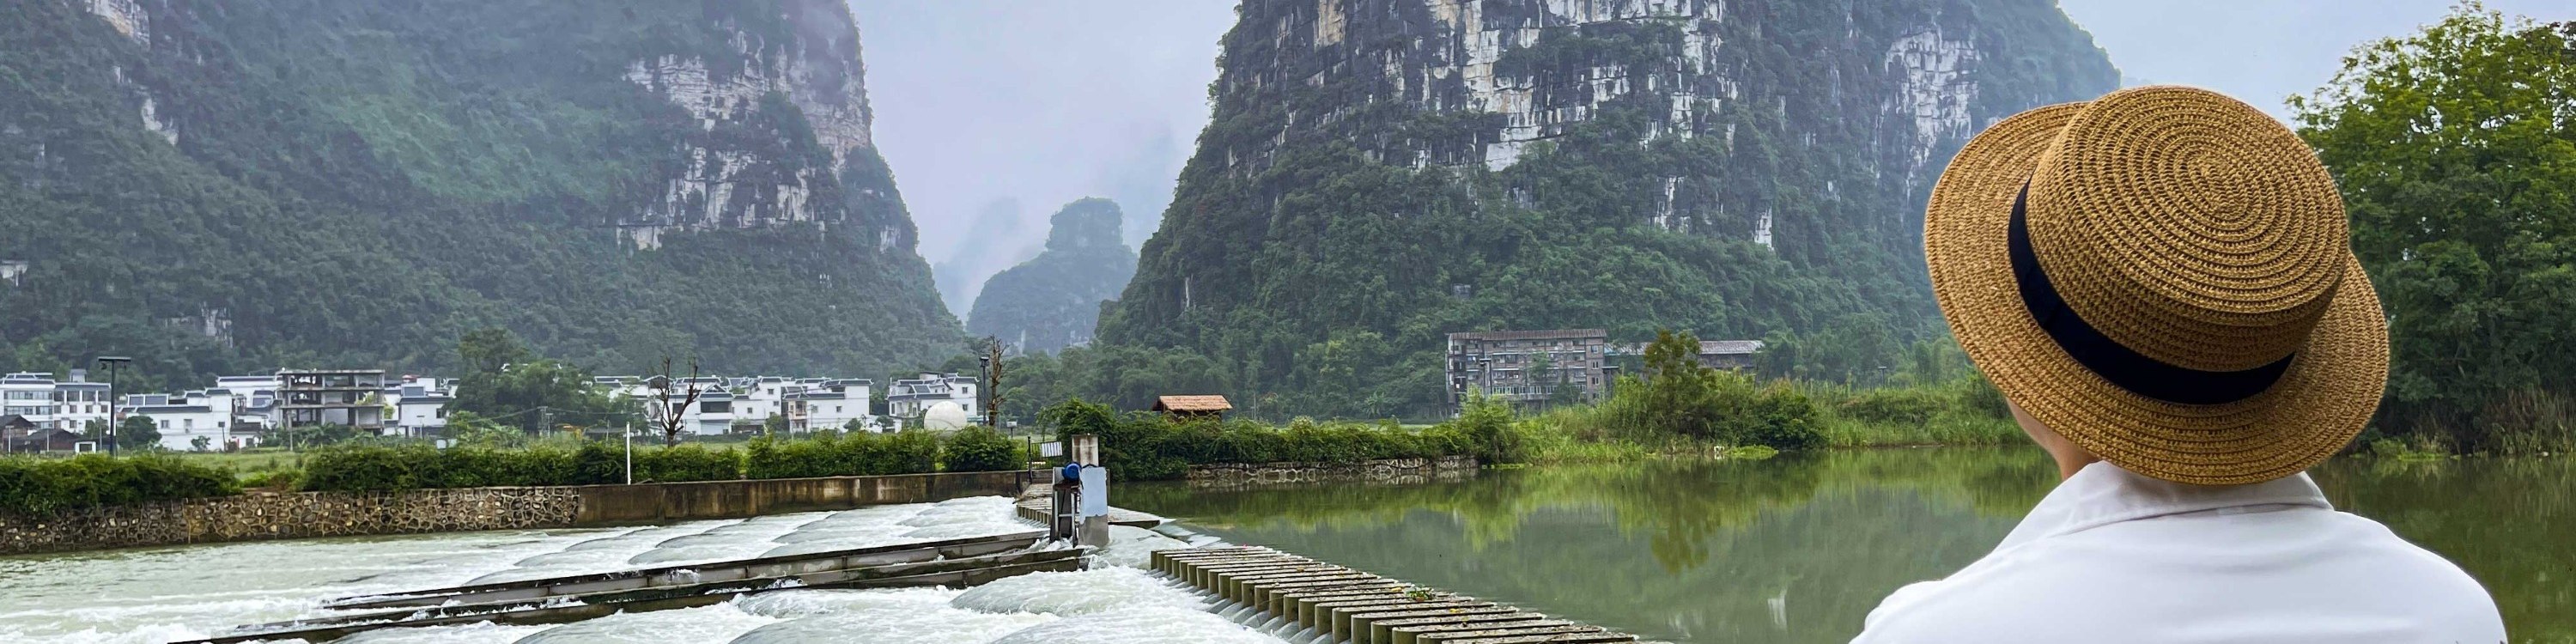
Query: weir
[[173, 532, 1074, 643], [1152, 545, 1642, 644]]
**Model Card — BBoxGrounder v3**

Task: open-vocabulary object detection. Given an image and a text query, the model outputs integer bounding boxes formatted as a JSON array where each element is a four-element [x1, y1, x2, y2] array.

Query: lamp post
[[96, 356, 130, 456]]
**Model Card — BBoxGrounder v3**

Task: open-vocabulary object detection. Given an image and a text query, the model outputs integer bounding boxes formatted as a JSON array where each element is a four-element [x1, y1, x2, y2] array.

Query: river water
[[0, 495, 1271, 644], [1126, 448, 2574, 644]]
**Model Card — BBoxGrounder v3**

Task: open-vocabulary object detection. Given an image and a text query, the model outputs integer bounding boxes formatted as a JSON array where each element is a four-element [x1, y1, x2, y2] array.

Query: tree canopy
[[2291, 4, 2576, 453]]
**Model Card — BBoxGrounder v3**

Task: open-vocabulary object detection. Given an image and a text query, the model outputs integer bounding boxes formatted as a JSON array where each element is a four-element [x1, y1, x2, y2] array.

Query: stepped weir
[[1154, 546, 1642, 644]]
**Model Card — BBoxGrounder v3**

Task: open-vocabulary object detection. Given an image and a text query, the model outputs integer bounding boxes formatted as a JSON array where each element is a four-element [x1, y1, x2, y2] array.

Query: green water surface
[[1121, 448, 2573, 643]]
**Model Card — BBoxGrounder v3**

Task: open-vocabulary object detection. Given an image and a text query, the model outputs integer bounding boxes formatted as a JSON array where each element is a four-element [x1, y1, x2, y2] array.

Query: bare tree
[[651, 356, 705, 447], [984, 337, 1007, 429]]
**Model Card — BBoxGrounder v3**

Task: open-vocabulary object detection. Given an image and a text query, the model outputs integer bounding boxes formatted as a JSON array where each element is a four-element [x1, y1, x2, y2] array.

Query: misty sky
[[852, 1, 2569, 315]]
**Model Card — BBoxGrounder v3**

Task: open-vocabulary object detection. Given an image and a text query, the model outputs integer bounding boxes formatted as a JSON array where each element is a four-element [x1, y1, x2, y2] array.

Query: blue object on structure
[[1060, 462, 1083, 483]]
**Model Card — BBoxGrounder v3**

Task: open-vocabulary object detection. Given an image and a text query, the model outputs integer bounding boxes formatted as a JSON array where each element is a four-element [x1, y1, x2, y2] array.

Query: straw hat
[[1923, 86, 2388, 486]]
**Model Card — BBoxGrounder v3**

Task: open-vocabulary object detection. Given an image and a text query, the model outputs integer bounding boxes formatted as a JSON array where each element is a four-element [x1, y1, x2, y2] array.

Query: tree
[[116, 415, 161, 452], [191, 435, 212, 452], [762, 412, 787, 436], [2289, 4, 2576, 453], [450, 359, 631, 434], [458, 327, 533, 375], [648, 356, 706, 447]]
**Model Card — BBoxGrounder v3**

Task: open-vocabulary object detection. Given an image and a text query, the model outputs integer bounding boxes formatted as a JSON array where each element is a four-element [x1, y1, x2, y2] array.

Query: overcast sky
[[2057, 0, 2572, 119], [852, 1, 2570, 310]]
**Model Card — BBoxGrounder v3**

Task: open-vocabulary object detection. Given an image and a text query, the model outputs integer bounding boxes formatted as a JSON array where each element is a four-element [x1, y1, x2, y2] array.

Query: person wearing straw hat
[[1851, 86, 2504, 642]]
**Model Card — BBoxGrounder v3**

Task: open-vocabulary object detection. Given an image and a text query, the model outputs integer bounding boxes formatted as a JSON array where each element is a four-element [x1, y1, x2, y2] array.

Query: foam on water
[[984, 606, 1291, 644], [1088, 525, 1190, 569], [727, 588, 1050, 644], [338, 621, 552, 644], [510, 604, 777, 643], [950, 567, 1208, 617], [0, 495, 1067, 643]]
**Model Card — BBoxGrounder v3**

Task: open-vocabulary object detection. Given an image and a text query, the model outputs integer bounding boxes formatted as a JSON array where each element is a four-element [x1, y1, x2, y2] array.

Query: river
[[1125, 448, 2574, 643], [5, 450, 2563, 643]]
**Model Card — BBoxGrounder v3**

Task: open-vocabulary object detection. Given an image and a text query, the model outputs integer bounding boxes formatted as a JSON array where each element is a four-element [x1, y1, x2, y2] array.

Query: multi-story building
[[0, 372, 59, 428], [886, 373, 977, 420], [278, 369, 387, 433], [388, 377, 452, 437], [786, 378, 876, 433], [52, 379, 111, 431], [125, 389, 246, 450], [1445, 329, 1610, 411]]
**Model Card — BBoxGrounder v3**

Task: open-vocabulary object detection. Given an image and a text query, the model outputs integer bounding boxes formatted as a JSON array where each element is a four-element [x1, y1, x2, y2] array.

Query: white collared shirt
[[1852, 461, 2506, 643]]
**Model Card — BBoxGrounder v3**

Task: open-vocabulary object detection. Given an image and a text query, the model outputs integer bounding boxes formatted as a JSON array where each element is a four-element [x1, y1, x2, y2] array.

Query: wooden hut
[[1151, 395, 1233, 421]]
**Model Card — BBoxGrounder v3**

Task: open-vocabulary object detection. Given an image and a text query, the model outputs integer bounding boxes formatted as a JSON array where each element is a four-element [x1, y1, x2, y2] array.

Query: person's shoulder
[[2322, 511, 2506, 624]]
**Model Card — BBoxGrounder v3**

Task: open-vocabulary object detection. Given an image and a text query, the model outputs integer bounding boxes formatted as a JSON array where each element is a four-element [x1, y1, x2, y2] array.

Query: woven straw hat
[[1924, 86, 2388, 486]]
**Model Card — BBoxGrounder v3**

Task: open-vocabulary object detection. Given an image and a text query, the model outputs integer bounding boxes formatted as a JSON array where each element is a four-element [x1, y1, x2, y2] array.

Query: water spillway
[[1153, 546, 1641, 644]]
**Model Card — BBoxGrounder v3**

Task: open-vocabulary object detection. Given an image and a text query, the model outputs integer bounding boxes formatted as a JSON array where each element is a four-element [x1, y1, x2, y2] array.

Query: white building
[[388, 377, 452, 437], [52, 380, 111, 431], [0, 372, 59, 428], [887, 373, 977, 421], [786, 379, 876, 433], [126, 390, 245, 451]]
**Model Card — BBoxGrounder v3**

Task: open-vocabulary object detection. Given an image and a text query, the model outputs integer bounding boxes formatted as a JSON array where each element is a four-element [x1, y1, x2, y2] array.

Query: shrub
[[1840, 387, 1947, 427], [941, 427, 1020, 472], [881, 430, 942, 475], [1038, 399, 1506, 481], [634, 444, 738, 483], [0, 455, 239, 516]]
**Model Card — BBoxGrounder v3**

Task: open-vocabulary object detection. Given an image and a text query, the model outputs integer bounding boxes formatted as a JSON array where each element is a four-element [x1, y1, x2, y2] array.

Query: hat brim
[[1924, 102, 2391, 486]]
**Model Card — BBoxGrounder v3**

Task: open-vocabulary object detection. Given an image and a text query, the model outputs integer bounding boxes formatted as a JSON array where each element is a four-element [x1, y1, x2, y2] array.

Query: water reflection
[[1124, 449, 2572, 643]]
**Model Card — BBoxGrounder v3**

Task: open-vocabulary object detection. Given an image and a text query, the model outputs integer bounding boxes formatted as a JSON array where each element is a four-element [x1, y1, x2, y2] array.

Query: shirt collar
[[1995, 461, 2333, 550]]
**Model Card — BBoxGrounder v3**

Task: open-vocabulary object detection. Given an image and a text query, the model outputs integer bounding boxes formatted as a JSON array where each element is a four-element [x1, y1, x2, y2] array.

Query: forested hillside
[[0, 0, 961, 389], [966, 198, 1137, 354], [1096, 0, 2118, 417]]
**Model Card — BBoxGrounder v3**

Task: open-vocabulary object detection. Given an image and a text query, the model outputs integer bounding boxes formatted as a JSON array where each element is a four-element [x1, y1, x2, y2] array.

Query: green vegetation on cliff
[[1095, 0, 2119, 418], [0, 0, 959, 390], [966, 198, 1139, 354]]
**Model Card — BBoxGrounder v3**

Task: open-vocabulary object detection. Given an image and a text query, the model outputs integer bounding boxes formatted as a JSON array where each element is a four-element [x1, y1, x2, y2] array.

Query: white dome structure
[[921, 401, 970, 430]]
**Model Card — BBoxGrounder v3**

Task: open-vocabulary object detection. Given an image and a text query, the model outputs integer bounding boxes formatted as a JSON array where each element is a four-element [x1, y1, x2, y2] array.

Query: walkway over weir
[[1155, 546, 1642, 644]]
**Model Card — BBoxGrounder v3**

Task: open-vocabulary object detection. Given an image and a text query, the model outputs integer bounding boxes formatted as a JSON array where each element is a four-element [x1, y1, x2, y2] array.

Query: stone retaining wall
[[0, 470, 1033, 556], [1184, 456, 1479, 487]]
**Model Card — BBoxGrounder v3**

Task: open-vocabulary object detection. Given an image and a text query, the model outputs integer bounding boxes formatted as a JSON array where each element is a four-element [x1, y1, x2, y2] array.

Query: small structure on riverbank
[[1152, 395, 1232, 421]]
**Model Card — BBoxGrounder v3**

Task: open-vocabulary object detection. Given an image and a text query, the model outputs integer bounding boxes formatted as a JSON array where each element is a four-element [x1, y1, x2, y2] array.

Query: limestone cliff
[[967, 198, 1139, 355], [1098, 0, 2117, 416], [0, 0, 961, 383]]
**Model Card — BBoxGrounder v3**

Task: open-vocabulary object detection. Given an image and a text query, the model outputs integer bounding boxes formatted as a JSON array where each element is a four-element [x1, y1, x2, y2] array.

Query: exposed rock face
[[967, 198, 1139, 354], [617, 0, 894, 245], [0, 0, 961, 381], [1097, 0, 2117, 416]]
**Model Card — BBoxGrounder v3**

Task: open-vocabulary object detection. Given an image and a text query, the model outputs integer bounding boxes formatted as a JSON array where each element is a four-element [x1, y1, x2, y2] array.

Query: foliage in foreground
[[2290, 4, 2576, 455], [0, 455, 238, 516]]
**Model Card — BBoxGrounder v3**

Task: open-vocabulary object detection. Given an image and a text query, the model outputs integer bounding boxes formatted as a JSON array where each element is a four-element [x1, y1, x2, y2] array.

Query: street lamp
[[96, 356, 130, 456]]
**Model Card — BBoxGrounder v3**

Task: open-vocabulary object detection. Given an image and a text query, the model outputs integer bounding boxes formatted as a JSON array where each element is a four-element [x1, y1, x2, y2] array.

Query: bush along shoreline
[[1042, 393, 1527, 482]]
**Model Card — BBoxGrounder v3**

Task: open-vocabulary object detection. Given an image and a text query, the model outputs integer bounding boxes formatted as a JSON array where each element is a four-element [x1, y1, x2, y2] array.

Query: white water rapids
[[0, 496, 1300, 644]]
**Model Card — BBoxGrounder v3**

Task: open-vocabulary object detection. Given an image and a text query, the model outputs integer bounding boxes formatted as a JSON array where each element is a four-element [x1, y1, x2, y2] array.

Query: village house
[[124, 390, 243, 450], [786, 378, 876, 433], [387, 377, 452, 437], [278, 369, 388, 434], [887, 373, 978, 421]]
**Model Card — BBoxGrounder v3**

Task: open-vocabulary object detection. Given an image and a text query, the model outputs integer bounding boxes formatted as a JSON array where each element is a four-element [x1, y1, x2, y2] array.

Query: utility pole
[[96, 356, 130, 455], [623, 422, 634, 485]]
